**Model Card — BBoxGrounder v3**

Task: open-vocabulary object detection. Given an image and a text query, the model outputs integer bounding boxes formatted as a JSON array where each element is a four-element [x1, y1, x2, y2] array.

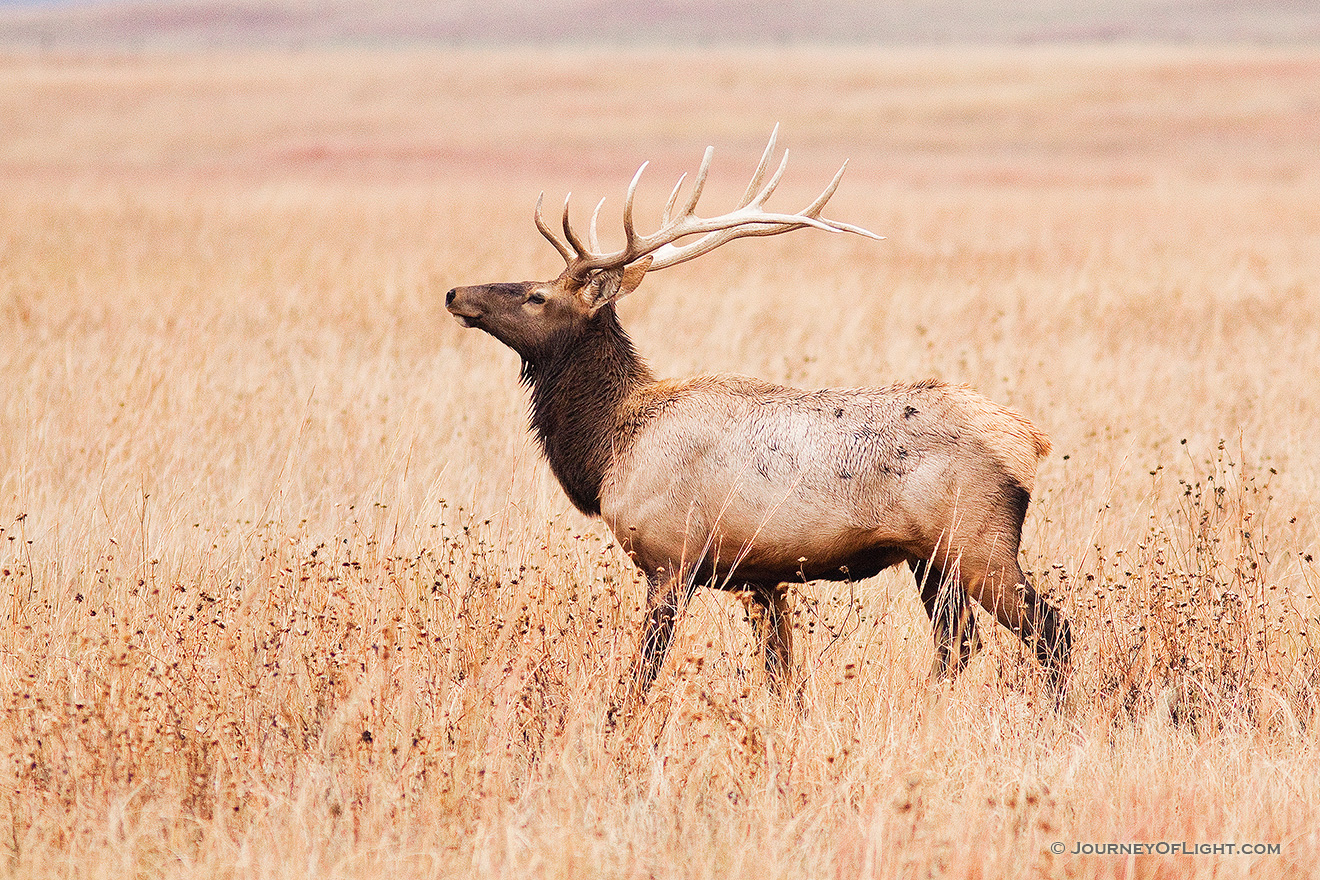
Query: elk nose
[[445, 288, 457, 307]]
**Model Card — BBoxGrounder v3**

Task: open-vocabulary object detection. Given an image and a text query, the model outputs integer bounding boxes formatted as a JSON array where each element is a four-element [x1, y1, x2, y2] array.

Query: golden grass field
[[2, 46, 1320, 877]]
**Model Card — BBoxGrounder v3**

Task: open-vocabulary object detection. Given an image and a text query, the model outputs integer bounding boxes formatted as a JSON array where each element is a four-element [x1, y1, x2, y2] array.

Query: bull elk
[[446, 129, 1072, 715]]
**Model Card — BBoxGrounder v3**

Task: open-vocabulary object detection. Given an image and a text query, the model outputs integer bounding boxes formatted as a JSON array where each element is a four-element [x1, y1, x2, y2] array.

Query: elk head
[[446, 126, 882, 360], [445, 260, 652, 361]]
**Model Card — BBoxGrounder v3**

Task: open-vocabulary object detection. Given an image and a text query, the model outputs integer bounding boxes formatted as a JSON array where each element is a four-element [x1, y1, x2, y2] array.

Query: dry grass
[[2, 46, 1319, 878]]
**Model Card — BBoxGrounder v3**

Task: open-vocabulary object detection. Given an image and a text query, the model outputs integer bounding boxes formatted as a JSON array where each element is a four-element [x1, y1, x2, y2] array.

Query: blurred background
[[3, 0, 1319, 49]]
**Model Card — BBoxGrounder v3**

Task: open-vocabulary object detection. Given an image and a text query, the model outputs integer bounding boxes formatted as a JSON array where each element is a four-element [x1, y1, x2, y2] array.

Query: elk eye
[[526, 291, 547, 305]]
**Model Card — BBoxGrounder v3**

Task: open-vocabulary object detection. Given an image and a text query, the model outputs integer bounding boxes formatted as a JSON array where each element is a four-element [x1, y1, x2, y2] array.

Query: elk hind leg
[[909, 557, 981, 681], [963, 553, 1072, 690]]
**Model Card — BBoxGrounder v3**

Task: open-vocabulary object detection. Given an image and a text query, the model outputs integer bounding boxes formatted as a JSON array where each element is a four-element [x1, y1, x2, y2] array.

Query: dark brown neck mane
[[521, 306, 655, 516]]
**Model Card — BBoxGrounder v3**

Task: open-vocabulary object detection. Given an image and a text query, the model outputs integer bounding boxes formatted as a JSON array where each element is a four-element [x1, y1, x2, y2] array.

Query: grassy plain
[[2, 46, 1319, 878]]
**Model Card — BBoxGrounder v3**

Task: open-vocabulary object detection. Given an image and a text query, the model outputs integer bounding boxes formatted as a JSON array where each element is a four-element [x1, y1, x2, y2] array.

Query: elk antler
[[535, 125, 882, 281]]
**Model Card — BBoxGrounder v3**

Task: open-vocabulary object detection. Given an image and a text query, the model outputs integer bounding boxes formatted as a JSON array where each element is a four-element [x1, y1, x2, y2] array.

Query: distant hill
[[2, 0, 1319, 48]]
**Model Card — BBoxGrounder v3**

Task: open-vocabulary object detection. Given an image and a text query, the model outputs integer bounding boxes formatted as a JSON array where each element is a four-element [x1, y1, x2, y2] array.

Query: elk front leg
[[612, 569, 694, 721], [909, 557, 982, 681], [748, 583, 797, 700]]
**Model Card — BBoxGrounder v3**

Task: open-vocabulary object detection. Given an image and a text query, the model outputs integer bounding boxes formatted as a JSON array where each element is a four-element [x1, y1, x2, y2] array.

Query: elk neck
[[520, 305, 655, 516]]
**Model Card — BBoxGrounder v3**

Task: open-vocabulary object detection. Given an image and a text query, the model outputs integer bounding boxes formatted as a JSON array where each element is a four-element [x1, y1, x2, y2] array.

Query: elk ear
[[584, 256, 653, 316], [618, 256, 652, 298]]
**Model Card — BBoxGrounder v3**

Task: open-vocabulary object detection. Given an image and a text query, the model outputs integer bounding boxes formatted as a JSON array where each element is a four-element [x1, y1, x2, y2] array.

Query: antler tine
[[821, 218, 886, 239], [802, 161, 885, 240], [535, 192, 574, 262], [737, 124, 780, 209], [588, 197, 606, 252], [800, 161, 847, 218], [679, 146, 715, 220], [561, 193, 591, 258], [661, 172, 687, 226], [622, 161, 648, 252], [749, 148, 791, 209]]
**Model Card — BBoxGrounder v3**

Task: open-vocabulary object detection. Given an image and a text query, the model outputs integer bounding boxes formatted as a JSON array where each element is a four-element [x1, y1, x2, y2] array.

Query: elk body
[[446, 130, 1072, 713]]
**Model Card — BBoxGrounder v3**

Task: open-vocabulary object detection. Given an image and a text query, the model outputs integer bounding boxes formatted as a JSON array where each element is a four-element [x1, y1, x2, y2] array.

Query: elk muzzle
[[445, 285, 485, 328]]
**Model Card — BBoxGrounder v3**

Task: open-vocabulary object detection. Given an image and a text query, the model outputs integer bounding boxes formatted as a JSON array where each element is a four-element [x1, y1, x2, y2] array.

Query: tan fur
[[948, 384, 1052, 493], [600, 377, 1052, 584]]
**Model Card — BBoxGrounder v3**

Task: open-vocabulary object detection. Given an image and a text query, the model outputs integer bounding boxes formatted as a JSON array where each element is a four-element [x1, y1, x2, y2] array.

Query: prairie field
[[2, 46, 1320, 878]]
